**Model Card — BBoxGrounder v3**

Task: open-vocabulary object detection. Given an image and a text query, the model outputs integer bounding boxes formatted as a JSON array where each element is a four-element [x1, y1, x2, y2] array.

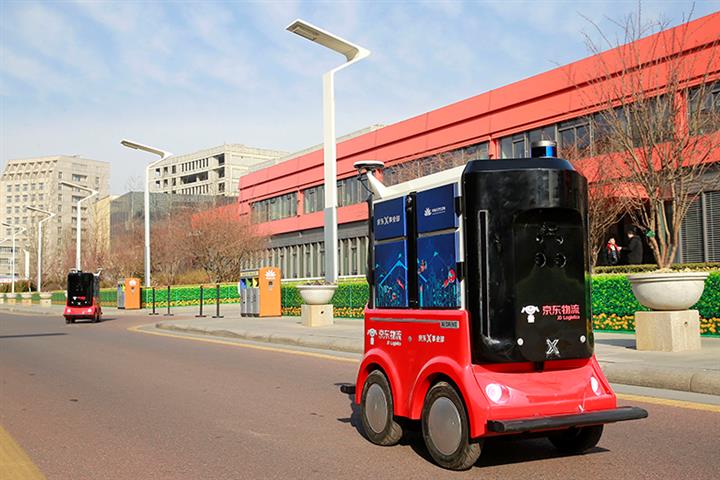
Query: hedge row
[[591, 272, 720, 320], [140, 284, 240, 308], [594, 262, 720, 274]]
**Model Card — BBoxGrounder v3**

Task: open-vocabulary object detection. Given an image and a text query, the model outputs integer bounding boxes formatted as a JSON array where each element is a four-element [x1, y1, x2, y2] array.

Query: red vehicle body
[[64, 271, 103, 324], [356, 308, 616, 439], [346, 153, 647, 470]]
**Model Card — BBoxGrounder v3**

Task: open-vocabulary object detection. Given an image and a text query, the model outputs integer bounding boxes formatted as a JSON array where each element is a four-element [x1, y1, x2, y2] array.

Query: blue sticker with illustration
[[417, 232, 460, 308], [374, 240, 409, 308]]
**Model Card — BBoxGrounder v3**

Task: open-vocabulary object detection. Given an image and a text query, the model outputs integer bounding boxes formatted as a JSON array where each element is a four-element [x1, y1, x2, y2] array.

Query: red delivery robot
[[64, 270, 103, 324], [344, 144, 647, 470]]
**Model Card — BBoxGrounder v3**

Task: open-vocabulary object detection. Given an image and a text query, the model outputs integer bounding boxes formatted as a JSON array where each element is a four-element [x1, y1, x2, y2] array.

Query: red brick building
[[238, 13, 720, 279]]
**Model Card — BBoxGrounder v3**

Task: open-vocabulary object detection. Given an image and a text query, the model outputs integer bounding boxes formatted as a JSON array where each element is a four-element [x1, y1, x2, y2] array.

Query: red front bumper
[[64, 305, 97, 319]]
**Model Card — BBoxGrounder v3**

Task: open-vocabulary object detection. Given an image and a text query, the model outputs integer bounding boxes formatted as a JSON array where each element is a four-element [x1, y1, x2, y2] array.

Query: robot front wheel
[[360, 370, 403, 446], [421, 381, 482, 471]]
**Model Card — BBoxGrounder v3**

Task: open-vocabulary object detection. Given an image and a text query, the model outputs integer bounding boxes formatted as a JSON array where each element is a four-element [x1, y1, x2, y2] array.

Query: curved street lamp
[[0, 223, 26, 294], [120, 139, 173, 288], [26, 206, 56, 292], [286, 19, 370, 283], [59, 181, 98, 271]]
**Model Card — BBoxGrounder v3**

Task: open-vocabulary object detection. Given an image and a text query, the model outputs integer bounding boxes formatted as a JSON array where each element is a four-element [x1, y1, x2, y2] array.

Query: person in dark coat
[[605, 237, 621, 265], [624, 230, 644, 264]]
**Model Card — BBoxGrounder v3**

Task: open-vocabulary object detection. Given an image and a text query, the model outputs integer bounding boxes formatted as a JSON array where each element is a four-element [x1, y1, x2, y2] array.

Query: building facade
[[149, 144, 288, 197], [0, 155, 110, 281], [237, 13, 720, 279]]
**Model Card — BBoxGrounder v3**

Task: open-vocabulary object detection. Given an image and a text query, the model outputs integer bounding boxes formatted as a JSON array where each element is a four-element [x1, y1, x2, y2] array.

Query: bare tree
[[187, 205, 267, 283], [151, 210, 193, 286], [105, 223, 144, 282], [582, 9, 720, 268], [563, 144, 631, 267], [384, 149, 469, 185]]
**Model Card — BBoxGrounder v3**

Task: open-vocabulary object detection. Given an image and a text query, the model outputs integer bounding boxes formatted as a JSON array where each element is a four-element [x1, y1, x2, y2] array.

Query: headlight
[[485, 383, 509, 404], [590, 376, 602, 396]]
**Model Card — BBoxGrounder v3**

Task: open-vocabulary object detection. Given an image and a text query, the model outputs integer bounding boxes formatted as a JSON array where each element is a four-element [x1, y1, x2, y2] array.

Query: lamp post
[[120, 139, 173, 288], [0, 223, 26, 294], [26, 206, 55, 292], [286, 19, 370, 283], [59, 181, 98, 271]]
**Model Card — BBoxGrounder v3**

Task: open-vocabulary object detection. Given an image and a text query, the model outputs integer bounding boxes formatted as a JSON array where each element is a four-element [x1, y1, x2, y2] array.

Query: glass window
[[338, 176, 365, 207], [528, 126, 556, 144], [688, 83, 720, 135], [512, 136, 526, 157], [558, 117, 591, 157], [500, 137, 513, 159], [303, 185, 324, 214], [500, 134, 526, 158]]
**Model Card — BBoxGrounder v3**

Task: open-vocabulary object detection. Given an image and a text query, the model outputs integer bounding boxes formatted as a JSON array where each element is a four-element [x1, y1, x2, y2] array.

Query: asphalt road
[[1, 312, 718, 479]]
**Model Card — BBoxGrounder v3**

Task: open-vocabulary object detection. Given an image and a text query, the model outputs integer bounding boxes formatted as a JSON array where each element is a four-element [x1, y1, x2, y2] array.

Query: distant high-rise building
[[0, 155, 110, 281], [150, 144, 288, 197]]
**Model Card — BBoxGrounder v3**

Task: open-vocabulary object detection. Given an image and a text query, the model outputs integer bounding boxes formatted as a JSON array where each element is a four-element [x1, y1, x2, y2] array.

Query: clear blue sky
[[1, 1, 716, 193]]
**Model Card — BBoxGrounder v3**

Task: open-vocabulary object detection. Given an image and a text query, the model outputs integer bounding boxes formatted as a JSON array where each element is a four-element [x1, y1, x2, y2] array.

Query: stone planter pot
[[21, 292, 32, 305], [297, 285, 337, 305], [39, 292, 52, 307], [628, 272, 709, 311]]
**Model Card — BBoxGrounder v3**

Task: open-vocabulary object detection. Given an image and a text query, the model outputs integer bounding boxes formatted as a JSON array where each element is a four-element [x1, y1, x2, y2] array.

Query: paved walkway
[[2, 302, 718, 395]]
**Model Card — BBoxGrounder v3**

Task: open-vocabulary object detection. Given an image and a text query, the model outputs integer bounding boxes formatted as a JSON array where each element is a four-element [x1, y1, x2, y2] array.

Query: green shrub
[[141, 284, 240, 308], [51, 291, 65, 304], [594, 262, 720, 274], [694, 273, 720, 320], [592, 272, 720, 320], [591, 274, 647, 317]]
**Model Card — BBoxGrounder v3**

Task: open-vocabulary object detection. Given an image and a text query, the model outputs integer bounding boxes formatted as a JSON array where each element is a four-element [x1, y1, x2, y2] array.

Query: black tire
[[548, 425, 604, 454], [360, 370, 403, 446], [65, 317, 71, 324], [421, 381, 481, 471]]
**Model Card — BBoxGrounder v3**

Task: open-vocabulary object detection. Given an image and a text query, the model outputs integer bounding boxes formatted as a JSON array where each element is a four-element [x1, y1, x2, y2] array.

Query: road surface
[[1, 312, 718, 479]]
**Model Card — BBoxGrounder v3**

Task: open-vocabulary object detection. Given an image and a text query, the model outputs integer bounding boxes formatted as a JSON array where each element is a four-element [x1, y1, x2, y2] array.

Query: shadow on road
[[477, 436, 609, 467], [595, 337, 637, 349], [0, 332, 68, 339], [66, 317, 118, 325]]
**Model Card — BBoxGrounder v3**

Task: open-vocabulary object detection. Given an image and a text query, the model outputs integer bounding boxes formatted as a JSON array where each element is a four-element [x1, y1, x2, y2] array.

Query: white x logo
[[546, 338, 560, 356]]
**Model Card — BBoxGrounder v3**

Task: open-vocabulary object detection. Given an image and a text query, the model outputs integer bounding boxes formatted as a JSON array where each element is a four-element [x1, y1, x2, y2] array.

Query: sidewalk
[[150, 307, 720, 396], [3, 302, 719, 396]]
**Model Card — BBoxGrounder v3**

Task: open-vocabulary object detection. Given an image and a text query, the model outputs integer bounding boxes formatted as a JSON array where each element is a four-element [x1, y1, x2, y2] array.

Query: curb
[[0, 306, 61, 317], [599, 362, 720, 396], [155, 323, 364, 354]]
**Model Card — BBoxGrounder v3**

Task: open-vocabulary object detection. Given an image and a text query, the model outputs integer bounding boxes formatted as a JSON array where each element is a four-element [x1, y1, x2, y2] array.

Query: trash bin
[[239, 267, 281, 317], [117, 281, 125, 309], [124, 278, 142, 310]]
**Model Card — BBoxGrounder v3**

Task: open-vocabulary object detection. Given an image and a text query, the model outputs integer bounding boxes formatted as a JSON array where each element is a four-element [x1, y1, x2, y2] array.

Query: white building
[[150, 144, 288, 197], [0, 155, 110, 281]]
